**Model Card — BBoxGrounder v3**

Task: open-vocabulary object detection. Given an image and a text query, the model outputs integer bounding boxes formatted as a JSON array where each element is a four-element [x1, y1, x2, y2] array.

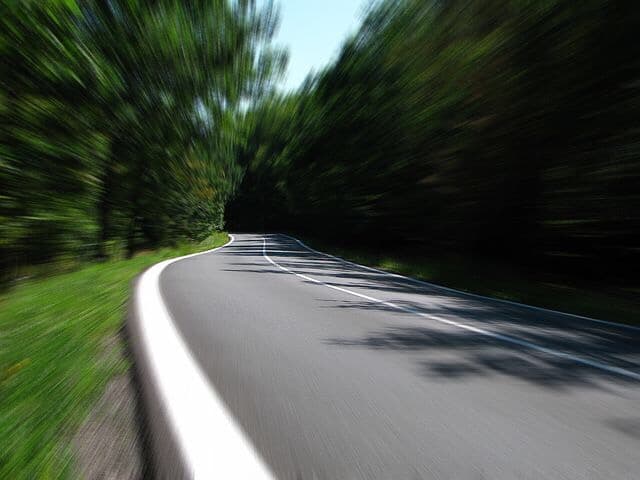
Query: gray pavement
[[160, 233, 640, 479]]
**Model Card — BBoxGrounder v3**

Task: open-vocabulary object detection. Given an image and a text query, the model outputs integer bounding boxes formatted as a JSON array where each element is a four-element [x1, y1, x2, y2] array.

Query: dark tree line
[[1, 0, 283, 279], [3, 0, 639, 284], [229, 0, 640, 282]]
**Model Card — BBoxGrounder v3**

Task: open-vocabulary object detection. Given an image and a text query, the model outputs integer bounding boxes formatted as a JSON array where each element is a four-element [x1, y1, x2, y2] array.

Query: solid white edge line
[[263, 236, 640, 382], [280, 234, 640, 332], [136, 234, 274, 480]]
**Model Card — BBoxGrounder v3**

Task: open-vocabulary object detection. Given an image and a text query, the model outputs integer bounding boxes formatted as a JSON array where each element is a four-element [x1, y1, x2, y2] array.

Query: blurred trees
[[1, 0, 283, 278], [230, 0, 640, 281], [3, 0, 639, 283]]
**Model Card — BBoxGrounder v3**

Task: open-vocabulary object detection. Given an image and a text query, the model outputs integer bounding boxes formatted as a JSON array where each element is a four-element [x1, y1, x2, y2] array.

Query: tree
[[1, 0, 285, 279]]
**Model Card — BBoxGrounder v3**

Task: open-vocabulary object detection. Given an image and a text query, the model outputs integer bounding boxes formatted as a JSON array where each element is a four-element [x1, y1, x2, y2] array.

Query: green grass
[[300, 238, 639, 326], [0, 232, 229, 479]]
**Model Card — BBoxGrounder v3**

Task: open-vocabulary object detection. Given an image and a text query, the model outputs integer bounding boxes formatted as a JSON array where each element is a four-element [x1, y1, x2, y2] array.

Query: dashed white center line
[[262, 237, 640, 382]]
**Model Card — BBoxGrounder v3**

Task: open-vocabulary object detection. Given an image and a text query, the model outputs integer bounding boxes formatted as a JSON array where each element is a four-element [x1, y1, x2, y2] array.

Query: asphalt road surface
[[160, 233, 640, 479]]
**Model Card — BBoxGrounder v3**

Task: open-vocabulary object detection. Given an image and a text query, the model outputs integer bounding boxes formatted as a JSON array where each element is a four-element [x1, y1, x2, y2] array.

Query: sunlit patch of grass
[[0, 232, 229, 479]]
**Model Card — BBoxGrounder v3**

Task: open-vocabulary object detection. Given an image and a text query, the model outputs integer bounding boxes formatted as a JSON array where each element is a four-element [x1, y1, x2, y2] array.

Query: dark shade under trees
[[229, 0, 640, 284]]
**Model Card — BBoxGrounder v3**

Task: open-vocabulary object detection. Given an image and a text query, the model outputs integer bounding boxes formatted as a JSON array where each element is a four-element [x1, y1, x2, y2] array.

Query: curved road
[[159, 233, 640, 479]]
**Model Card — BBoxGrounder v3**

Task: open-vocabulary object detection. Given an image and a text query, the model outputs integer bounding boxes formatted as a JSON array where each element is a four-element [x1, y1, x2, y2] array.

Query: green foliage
[[1, 0, 283, 279], [230, 0, 640, 282], [0, 232, 229, 479]]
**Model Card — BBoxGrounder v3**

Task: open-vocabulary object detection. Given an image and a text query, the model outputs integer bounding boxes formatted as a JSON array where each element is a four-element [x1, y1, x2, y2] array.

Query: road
[[159, 233, 640, 479]]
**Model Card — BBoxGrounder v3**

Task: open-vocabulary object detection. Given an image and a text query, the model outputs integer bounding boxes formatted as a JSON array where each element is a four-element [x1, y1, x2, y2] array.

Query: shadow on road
[[227, 235, 640, 393], [327, 325, 638, 391]]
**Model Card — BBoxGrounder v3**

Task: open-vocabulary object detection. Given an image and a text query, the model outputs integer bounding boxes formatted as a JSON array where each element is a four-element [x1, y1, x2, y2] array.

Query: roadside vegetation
[[1, 1, 282, 282], [0, 232, 229, 479], [229, 0, 640, 293]]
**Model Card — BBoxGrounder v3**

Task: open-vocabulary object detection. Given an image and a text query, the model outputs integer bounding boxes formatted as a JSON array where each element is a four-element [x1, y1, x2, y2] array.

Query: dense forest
[[3, 0, 640, 284], [229, 0, 640, 282], [1, 0, 283, 280]]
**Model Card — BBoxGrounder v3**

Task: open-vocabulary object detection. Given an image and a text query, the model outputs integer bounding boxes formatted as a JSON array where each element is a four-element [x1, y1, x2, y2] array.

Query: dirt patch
[[73, 328, 150, 480], [73, 373, 147, 479]]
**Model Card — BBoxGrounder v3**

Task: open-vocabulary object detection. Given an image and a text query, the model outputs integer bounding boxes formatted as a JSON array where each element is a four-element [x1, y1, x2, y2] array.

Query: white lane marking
[[281, 234, 640, 332], [136, 235, 274, 480], [263, 237, 640, 382]]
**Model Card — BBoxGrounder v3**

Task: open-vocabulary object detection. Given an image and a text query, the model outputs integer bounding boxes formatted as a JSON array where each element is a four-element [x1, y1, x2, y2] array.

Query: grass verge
[[299, 237, 638, 326], [0, 232, 229, 479]]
